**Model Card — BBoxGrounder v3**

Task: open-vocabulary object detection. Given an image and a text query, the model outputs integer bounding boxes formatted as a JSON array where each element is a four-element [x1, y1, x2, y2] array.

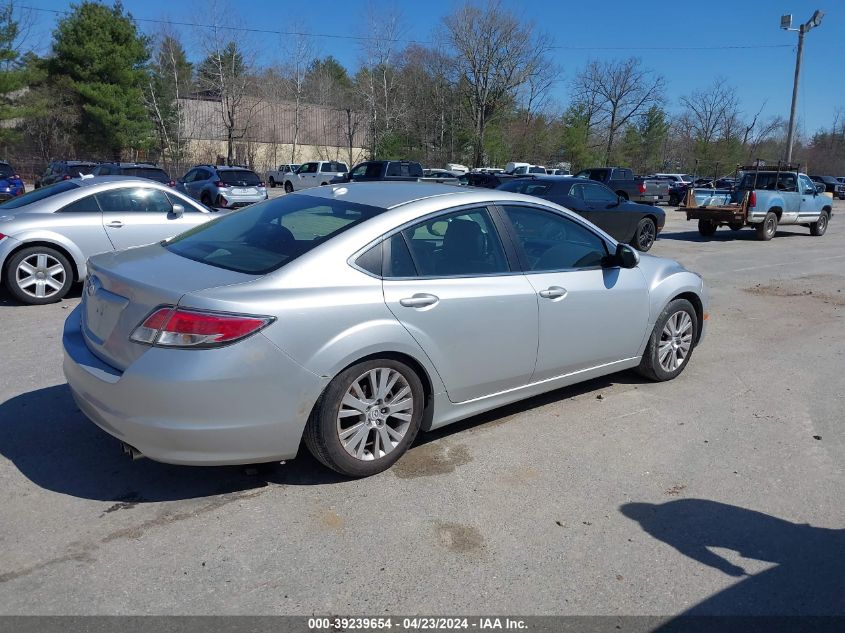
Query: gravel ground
[[0, 198, 842, 616]]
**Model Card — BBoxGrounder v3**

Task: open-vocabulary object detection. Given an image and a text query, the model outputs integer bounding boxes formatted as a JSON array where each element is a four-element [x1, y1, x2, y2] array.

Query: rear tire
[[268, 177, 276, 188], [755, 212, 777, 241], [284, 181, 293, 193], [631, 217, 657, 252], [4, 246, 73, 305], [637, 298, 698, 382], [669, 193, 679, 206], [810, 211, 829, 236], [698, 219, 717, 237], [200, 192, 213, 207], [304, 358, 425, 477], [617, 191, 629, 201]]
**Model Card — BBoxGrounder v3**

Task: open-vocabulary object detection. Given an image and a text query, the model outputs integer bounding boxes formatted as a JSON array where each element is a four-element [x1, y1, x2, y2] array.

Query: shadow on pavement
[[658, 228, 807, 243], [0, 370, 652, 502], [621, 499, 845, 617]]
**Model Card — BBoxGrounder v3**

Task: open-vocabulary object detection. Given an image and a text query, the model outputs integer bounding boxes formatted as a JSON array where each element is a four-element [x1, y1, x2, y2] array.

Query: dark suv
[[176, 164, 267, 209], [91, 162, 174, 186], [35, 160, 97, 188]]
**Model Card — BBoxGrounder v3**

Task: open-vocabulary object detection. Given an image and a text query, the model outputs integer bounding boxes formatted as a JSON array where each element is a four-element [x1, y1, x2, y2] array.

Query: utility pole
[[781, 10, 824, 164]]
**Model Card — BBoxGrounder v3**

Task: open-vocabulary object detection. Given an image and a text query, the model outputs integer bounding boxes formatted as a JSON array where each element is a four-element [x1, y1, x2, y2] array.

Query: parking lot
[[0, 201, 843, 616]]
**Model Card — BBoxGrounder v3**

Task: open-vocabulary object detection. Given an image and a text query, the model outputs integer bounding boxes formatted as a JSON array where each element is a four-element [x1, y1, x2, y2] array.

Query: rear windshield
[[219, 170, 261, 186], [129, 167, 170, 182], [497, 179, 553, 196], [165, 195, 384, 275], [0, 180, 80, 209], [737, 172, 798, 191], [0, 164, 14, 178], [69, 164, 96, 176]]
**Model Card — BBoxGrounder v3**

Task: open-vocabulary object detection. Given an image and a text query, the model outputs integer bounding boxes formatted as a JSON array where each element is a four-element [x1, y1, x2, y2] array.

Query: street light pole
[[784, 24, 804, 164], [781, 10, 824, 165]]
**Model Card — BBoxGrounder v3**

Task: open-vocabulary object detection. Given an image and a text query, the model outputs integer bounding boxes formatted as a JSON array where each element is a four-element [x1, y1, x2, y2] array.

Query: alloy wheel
[[15, 253, 66, 300], [638, 221, 656, 250], [657, 310, 693, 373], [336, 367, 414, 461]]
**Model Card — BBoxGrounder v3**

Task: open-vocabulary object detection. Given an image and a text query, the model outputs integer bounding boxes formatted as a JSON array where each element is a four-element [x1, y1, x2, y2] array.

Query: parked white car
[[266, 164, 299, 188], [282, 161, 349, 193]]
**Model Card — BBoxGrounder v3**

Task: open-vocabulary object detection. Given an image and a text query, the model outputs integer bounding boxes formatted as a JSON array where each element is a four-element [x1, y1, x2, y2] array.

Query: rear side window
[[219, 170, 261, 186], [59, 194, 101, 213], [397, 208, 509, 277], [165, 195, 384, 275], [132, 168, 170, 183], [1, 180, 80, 209]]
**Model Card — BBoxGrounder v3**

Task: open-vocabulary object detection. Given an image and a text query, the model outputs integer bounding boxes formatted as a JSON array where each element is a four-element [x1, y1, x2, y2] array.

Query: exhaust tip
[[121, 442, 145, 461]]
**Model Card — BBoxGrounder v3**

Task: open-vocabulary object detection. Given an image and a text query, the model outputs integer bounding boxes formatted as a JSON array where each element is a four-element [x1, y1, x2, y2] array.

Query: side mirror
[[170, 204, 184, 218], [815, 184, 825, 194], [604, 242, 639, 268]]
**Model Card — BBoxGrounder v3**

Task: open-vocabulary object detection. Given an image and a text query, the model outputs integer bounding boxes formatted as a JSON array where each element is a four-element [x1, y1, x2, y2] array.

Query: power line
[[17, 4, 794, 51]]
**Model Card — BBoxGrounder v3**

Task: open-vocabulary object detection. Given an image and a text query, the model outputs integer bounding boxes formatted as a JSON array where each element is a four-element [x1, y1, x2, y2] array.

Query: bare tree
[[442, 0, 552, 167], [574, 57, 664, 165], [679, 78, 740, 150], [280, 25, 314, 164]]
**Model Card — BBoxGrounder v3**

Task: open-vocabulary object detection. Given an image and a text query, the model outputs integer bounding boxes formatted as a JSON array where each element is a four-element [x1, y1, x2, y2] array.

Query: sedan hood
[[83, 243, 258, 370]]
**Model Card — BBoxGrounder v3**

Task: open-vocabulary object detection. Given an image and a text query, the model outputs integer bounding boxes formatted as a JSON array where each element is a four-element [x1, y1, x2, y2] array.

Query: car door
[[97, 186, 199, 250], [561, 183, 592, 216], [798, 175, 824, 220], [295, 163, 317, 189], [498, 204, 650, 380], [54, 193, 115, 258], [178, 169, 198, 198], [773, 173, 801, 223], [583, 183, 635, 241], [381, 206, 539, 403]]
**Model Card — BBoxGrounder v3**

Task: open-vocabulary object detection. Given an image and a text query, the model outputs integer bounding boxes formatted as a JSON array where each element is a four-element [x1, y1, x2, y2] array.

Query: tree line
[[0, 0, 843, 179]]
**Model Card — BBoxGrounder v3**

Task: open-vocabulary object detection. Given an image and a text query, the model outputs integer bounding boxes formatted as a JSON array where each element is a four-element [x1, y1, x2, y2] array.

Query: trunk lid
[[82, 243, 258, 370]]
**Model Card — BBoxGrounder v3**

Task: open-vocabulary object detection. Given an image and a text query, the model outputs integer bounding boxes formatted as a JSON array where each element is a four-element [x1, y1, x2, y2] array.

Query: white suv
[[283, 161, 349, 193]]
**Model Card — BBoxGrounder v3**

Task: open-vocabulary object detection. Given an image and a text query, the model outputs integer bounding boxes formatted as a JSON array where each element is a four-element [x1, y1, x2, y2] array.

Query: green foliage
[[0, 3, 29, 145], [557, 104, 602, 171], [50, 1, 152, 156], [197, 41, 245, 96], [619, 106, 669, 173]]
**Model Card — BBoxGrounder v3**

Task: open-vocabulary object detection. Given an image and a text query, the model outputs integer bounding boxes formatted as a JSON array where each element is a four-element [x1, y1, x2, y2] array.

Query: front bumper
[[62, 305, 327, 465]]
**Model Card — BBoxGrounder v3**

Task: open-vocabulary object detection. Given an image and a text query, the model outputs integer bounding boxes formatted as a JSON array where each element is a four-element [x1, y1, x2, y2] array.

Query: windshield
[[0, 164, 14, 178], [219, 170, 261, 186], [0, 180, 80, 209], [497, 180, 552, 196], [165, 194, 384, 275]]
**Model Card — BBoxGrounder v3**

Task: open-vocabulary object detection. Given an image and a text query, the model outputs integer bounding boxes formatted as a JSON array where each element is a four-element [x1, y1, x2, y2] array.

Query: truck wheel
[[810, 211, 829, 236], [284, 181, 293, 193], [755, 212, 777, 241], [617, 191, 629, 201], [631, 217, 657, 252], [268, 177, 276, 188], [698, 219, 717, 237], [668, 193, 679, 206], [728, 222, 743, 231]]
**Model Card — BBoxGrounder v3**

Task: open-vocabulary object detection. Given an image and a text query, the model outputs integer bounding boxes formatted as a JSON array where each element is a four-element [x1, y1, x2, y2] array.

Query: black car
[[496, 176, 665, 251], [809, 175, 845, 200], [35, 160, 97, 188], [91, 162, 174, 186]]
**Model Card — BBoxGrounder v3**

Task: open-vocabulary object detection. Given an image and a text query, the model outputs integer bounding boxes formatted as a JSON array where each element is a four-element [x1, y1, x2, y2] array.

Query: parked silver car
[[63, 183, 708, 477], [0, 177, 217, 304]]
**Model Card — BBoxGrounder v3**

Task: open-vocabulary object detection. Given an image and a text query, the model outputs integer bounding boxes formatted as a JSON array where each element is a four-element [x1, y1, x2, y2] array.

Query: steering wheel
[[541, 223, 568, 243]]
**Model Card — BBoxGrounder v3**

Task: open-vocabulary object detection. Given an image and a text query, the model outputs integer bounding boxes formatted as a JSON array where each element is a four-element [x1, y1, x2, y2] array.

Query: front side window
[[396, 207, 509, 277], [799, 175, 816, 194], [502, 205, 608, 271], [166, 195, 384, 275], [497, 179, 552, 196], [96, 187, 173, 213]]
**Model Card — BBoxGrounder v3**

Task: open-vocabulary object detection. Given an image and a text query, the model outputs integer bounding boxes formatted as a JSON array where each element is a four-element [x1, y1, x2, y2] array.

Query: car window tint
[[502, 205, 608, 271], [386, 162, 400, 177], [166, 192, 200, 212], [166, 196, 384, 275], [355, 241, 383, 276], [0, 164, 14, 178], [799, 175, 816, 193], [401, 207, 508, 277], [97, 187, 172, 213], [1, 180, 80, 209], [386, 233, 417, 277], [219, 170, 261, 185], [58, 194, 101, 213], [584, 184, 618, 203], [497, 179, 551, 195], [351, 163, 370, 177], [569, 184, 585, 200]]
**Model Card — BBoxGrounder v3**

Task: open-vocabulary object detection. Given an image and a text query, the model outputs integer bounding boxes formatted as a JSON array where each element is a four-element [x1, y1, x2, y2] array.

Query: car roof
[[294, 181, 575, 210], [73, 175, 174, 188], [504, 175, 590, 185]]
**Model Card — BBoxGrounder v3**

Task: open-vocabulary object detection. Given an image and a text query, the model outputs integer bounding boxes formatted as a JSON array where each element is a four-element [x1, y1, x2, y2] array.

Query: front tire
[[304, 359, 425, 477], [810, 211, 829, 236], [284, 181, 293, 193], [698, 219, 717, 237], [631, 217, 657, 252], [4, 246, 73, 305], [637, 298, 698, 382], [755, 212, 777, 241]]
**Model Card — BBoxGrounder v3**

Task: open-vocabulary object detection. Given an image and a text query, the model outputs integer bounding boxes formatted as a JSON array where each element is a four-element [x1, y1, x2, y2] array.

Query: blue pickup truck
[[683, 166, 832, 240]]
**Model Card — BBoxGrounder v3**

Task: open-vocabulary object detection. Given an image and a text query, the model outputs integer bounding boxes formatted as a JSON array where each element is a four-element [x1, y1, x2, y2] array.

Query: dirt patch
[[392, 442, 472, 479], [434, 521, 484, 553], [318, 510, 345, 531], [744, 281, 845, 306], [664, 484, 687, 496]]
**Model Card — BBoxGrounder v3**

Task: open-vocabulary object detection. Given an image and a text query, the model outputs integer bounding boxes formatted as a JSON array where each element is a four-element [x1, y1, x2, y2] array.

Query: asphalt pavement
[[0, 199, 842, 616]]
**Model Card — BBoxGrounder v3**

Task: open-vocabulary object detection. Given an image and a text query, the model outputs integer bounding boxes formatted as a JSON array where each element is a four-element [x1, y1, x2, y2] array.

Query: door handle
[[399, 293, 439, 308], [106, 221, 123, 228], [539, 286, 567, 299]]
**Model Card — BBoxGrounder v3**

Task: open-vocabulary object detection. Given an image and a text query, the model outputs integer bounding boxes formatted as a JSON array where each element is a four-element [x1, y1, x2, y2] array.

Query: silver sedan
[[0, 177, 217, 304], [63, 183, 708, 477]]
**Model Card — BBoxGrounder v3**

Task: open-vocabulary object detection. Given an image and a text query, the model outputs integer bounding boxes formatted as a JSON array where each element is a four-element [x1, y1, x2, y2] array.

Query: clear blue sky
[[20, 0, 845, 136]]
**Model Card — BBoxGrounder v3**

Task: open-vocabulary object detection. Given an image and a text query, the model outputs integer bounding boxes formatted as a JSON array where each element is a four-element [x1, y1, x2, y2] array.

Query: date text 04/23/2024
[[307, 617, 528, 630]]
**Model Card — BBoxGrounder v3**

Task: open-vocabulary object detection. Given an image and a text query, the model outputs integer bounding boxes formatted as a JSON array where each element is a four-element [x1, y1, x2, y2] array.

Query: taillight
[[168, 180, 176, 187], [13, 174, 19, 179], [130, 307, 274, 348], [638, 182, 646, 194], [62, 175, 70, 180], [258, 182, 266, 187], [215, 181, 228, 188], [748, 191, 757, 207], [0, 233, 6, 240]]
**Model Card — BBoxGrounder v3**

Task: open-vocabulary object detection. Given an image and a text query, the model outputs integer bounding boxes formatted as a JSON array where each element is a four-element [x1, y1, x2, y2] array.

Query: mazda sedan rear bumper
[[62, 305, 327, 466]]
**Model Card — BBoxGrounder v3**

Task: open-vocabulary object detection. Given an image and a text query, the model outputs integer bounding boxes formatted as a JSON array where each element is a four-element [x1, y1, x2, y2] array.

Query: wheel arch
[[3, 238, 84, 282], [671, 291, 705, 345], [768, 206, 783, 221]]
